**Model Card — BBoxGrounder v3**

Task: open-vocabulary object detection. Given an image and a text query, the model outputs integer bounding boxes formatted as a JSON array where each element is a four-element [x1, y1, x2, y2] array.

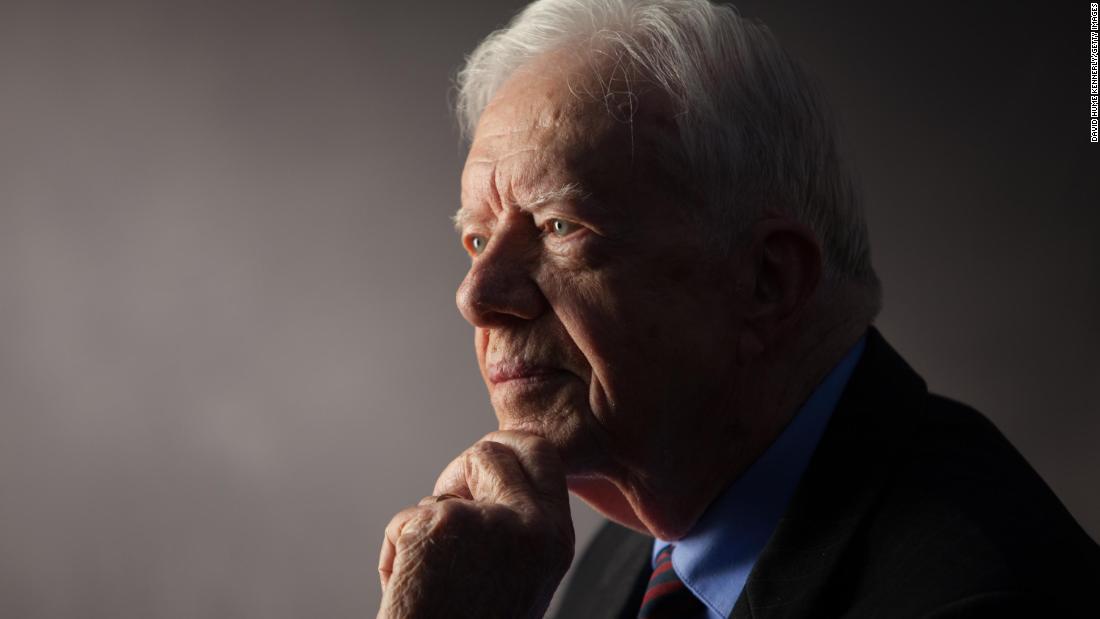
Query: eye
[[466, 234, 488, 256], [547, 218, 580, 237]]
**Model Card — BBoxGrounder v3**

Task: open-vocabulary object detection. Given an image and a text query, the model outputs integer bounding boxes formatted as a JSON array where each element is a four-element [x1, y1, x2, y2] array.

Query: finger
[[464, 439, 538, 508], [378, 505, 431, 590], [434, 432, 568, 504], [378, 534, 393, 590], [433, 452, 475, 499], [481, 430, 569, 503], [416, 493, 461, 506], [434, 440, 537, 508]]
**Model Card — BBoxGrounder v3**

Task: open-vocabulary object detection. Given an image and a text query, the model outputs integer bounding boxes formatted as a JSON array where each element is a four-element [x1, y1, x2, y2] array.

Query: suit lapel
[[731, 327, 927, 619]]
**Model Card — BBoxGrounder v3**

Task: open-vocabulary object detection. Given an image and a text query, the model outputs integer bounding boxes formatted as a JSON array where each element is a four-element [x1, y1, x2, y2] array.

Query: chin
[[495, 408, 607, 476], [566, 475, 652, 536]]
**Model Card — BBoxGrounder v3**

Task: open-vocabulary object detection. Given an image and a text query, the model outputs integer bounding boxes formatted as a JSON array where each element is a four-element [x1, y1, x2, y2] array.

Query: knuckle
[[481, 502, 522, 532], [395, 508, 435, 543], [392, 515, 440, 566], [490, 430, 550, 453], [522, 435, 554, 456], [429, 498, 476, 535], [492, 485, 528, 509], [432, 456, 465, 496], [384, 509, 412, 539], [472, 439, 509, 459]]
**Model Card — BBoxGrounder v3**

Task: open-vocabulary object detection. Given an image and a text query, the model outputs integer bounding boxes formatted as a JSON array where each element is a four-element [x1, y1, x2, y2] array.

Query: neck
[[572, 313, 869, 541]]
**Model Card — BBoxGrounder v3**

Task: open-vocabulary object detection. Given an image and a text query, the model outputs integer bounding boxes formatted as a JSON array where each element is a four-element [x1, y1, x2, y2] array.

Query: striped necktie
[[637, 544, 707, 618]]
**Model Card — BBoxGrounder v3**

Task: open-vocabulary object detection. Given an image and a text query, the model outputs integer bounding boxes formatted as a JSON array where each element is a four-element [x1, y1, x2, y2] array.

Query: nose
[[456, 224, 547, 328]]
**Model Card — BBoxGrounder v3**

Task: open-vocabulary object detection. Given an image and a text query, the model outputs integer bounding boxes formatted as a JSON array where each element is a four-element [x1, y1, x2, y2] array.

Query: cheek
[[543, 271, 619, 359], [561, 265, 713, 392], [549, 276, 649, 409]]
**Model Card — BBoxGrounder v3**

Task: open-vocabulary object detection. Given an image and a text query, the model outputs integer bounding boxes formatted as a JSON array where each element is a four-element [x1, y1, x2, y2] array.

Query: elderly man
[[377, 1, 1100, 617]]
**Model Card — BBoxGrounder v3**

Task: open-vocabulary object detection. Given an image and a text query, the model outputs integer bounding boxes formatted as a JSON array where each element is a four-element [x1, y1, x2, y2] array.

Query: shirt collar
[[652, 334, 867, 618]]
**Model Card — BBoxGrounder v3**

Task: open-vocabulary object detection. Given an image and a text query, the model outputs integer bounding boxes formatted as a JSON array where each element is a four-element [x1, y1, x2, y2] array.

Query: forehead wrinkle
[[461, 143, 542, 211], [471, 121, 562, 140], [480, 138, 572, 214], [454, 157, 502, 233], [457, 77, 620, 233], [451, 181, 595, 233], [465, 146, 539, 167]]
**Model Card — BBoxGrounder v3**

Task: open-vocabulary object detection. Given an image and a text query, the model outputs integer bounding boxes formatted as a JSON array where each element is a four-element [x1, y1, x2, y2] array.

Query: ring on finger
[[418, 493, 463, 506]]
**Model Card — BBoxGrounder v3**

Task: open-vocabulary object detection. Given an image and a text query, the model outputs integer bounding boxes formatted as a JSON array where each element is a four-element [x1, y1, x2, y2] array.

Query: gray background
[[1, 1, 1096, 617]]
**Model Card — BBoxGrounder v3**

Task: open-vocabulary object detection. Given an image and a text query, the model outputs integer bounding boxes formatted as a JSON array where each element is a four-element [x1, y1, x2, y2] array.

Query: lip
[[487, 361, 564, 385]]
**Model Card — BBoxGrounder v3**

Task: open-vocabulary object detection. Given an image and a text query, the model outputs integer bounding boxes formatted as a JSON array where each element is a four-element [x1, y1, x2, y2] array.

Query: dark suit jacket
[[552, 328, 1100, 618]]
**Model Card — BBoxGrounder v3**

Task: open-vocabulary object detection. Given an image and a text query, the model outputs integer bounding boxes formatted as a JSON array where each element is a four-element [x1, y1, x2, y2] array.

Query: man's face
[[454, 55, 746, 480]]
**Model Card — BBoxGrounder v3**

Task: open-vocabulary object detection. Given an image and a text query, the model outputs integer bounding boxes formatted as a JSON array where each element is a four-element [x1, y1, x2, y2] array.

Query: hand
[[377, 430, 575, 619]]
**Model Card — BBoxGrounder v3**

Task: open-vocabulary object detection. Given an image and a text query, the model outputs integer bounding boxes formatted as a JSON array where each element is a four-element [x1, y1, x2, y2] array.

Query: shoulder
[[881, 393, 1086, 556], [840, 393, 1100, 616]]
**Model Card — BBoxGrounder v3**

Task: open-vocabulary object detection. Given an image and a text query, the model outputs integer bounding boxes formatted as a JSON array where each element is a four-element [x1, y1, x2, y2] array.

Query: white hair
[[455, 0, 881, 313]]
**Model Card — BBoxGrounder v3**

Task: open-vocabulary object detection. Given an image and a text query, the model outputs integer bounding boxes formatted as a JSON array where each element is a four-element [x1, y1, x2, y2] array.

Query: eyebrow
[[451, 182, 591, 233]]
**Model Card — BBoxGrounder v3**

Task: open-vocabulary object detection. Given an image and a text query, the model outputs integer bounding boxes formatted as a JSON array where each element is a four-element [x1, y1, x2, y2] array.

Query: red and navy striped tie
[[637, 544, 707, 618]]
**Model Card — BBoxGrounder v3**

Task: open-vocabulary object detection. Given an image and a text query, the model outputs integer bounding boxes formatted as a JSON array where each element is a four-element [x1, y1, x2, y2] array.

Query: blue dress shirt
[[651, 335, 867, 619]]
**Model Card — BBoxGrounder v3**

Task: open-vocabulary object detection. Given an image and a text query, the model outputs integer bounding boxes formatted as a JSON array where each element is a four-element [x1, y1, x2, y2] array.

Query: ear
[[734, 217, 823, 359]]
